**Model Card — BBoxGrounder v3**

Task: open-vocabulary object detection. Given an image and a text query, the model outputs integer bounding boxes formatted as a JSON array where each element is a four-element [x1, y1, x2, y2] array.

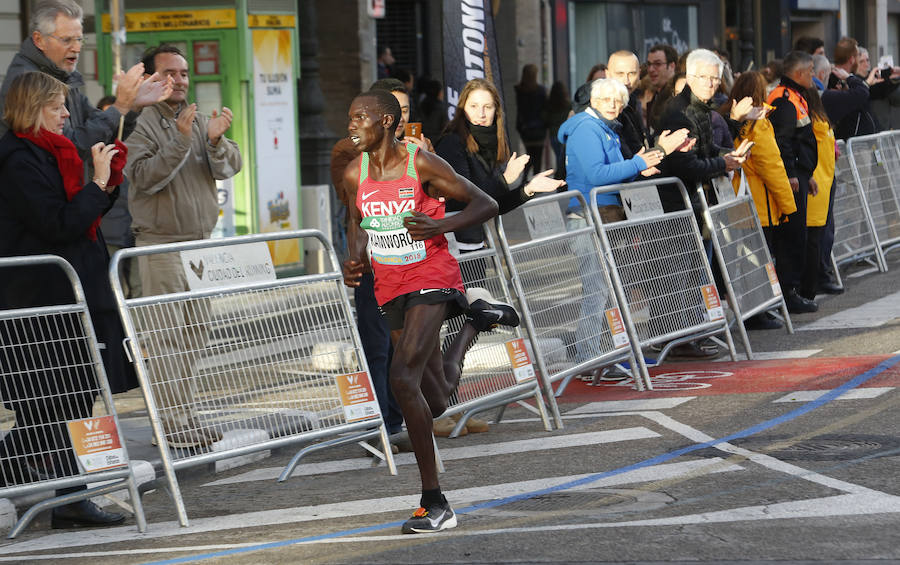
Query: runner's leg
[[390, 302, 448, 492]]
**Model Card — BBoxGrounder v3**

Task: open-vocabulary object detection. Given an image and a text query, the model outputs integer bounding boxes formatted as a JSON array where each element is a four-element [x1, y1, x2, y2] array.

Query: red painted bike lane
[[556, 355, 900, 402]]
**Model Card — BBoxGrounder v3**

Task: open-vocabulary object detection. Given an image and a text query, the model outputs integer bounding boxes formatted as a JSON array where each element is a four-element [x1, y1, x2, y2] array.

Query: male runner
[[342, 90, 518, 533]]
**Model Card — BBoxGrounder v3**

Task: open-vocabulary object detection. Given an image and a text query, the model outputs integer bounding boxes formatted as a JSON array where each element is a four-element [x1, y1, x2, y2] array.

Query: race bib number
[[361, 211, 427, 266]]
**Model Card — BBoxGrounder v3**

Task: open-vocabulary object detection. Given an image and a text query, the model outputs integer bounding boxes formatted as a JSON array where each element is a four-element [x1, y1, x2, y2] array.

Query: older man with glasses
[[655, 48, 754, 359], [0, 0, 170, 159]]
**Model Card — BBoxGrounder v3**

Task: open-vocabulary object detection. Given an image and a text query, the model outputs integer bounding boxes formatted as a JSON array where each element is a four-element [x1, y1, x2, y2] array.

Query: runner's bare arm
[[404, 150, 499, 241], [342, 156, 368, 287]]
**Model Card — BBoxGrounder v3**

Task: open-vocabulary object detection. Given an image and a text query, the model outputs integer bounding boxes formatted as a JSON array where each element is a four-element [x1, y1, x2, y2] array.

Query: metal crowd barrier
[[0, 255, 146, 538], [496, 191, 640, 426], [110, 231, 395, 527], [590, 178, 737, 382], [437, 221, 554, 437], [847, 132, 900, 261], [698, 175, 793, 359], [831, 139, 887, 275]]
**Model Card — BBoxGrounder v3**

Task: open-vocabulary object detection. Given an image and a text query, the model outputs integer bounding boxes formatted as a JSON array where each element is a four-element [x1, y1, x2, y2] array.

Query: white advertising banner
[[253, 28, 300, 265]]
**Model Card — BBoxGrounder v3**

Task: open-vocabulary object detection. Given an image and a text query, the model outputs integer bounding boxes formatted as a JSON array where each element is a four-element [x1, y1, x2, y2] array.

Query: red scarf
[[15, 128, 101, 241]]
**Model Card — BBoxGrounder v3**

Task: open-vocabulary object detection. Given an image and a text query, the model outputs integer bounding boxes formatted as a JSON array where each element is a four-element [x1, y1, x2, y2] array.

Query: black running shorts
[[379, 288, 469, 331]]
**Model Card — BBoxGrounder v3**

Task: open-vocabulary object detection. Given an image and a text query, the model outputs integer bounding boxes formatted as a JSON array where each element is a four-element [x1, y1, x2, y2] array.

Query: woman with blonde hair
[[0, 71, 130, 528], [721, 71, 796, 330]]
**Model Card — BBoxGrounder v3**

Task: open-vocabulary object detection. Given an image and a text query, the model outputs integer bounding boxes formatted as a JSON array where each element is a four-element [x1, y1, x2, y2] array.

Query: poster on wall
[[253, 28, 299, 265], [441, 0, 504, 122]]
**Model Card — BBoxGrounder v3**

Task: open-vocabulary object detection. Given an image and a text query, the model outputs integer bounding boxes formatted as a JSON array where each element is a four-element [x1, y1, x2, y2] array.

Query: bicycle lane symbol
[[608, 370, 734, 390]]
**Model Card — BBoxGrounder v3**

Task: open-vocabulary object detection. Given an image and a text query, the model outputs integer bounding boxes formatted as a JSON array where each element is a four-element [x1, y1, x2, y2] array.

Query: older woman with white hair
[[557, 78, 676, 381], [558, 78, 667, 217]]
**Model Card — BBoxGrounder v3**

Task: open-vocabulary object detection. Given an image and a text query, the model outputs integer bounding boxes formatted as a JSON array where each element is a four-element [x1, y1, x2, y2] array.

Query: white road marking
[[566, 397, 695, 414], [714, 349, 821, 361], [624, 411, 879, 495], [773, 387, 894, 403], [205, 427, 660, 486], [0, 458, 742, 555], [798, 290, 900, 330]]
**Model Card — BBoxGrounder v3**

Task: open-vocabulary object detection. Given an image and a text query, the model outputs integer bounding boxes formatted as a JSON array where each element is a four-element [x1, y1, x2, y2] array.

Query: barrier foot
[[127, 474, 148, 534], [8, 479, 135, 539], [277, 428, 383, 482]]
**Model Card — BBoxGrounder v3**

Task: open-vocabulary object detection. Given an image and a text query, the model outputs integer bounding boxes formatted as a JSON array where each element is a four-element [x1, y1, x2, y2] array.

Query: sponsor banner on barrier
[[336, 372, 380, 422], [605, 308, 630, 348], [621, 185, 664, 219], [67, 416, 127, 473], [701, 284, 725, 321], [765, 262, 782, 296], [711, 175, 736, 203], [181, 242, 275, 289], [505, 338, 535, 383], [524, 201, 566, 239]]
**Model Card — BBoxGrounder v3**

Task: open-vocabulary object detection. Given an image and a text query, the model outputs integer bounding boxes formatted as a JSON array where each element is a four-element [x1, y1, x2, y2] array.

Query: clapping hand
[[503, 152, 530, 184], [207, 107, 233, 145], [176, 103, 197, 136], [730, 96, 755, 121], [657, 128, 690, 155], [523, 169, 566, 196], [133, 72, 174, 109]]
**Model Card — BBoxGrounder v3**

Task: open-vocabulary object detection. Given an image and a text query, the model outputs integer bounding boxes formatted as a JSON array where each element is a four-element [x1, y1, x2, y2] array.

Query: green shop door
[[98, 29, 251, 237]]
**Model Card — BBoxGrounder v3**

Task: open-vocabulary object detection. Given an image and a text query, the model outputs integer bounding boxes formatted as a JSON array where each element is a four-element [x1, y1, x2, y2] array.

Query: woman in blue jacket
[[556, 78, 667, 381]]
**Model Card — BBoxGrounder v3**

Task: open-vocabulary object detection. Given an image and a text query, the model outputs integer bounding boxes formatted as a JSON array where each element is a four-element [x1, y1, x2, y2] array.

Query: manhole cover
[[479, 488, 673, 518], [691, 434, 900, 461]]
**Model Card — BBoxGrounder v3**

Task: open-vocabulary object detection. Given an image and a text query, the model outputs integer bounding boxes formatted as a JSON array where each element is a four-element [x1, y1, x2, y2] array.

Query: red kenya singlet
[[357, 142, 463, 305]]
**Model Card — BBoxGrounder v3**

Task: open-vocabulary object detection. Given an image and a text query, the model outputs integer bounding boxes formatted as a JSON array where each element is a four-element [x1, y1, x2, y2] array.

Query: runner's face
[[464, 88, 496, 127], [392, 91, 409, 139], [348, 98, 385, 151]]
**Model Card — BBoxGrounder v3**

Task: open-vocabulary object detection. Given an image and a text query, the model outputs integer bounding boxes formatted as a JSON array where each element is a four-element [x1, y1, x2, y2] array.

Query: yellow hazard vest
[[767, 85, 811, 128]]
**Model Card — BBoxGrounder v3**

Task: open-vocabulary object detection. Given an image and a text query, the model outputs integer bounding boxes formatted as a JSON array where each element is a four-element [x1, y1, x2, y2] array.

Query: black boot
[[785, 289, 818, 313], [51, 499, 126, 528]]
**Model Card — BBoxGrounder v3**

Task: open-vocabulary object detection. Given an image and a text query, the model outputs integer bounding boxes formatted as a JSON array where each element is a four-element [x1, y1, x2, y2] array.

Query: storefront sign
[[248, 14, 297, 28], [101, 9, 236, 32]]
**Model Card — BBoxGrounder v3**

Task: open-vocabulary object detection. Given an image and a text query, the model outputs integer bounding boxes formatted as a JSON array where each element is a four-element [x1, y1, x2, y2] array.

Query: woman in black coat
[[0, 71, 131, 528], [435, 78, 564, 261]]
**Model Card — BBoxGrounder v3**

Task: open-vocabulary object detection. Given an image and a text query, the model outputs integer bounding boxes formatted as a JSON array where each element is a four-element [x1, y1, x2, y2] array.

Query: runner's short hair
[[356, 90, 401, 132]]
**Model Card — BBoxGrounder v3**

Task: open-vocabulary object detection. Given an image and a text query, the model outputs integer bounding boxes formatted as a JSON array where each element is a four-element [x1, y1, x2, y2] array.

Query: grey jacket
[[0, 38, 139, 163], [126, 101, 242, 243]]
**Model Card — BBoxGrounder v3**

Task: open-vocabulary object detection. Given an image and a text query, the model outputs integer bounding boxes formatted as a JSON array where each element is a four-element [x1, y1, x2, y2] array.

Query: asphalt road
[[1, 254, 900, 564]]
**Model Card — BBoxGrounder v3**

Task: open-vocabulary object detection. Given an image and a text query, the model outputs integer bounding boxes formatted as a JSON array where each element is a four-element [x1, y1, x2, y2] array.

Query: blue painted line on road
[[142, 354, 900, 565]]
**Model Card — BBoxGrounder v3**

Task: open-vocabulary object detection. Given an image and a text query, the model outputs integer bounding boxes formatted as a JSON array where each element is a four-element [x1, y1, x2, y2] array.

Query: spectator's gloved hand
[[108, 140, 128, 187]]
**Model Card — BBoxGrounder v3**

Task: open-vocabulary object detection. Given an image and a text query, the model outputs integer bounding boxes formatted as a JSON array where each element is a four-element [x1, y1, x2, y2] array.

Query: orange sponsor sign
[[67, 416, 126, 473], [604, 308, 630, 348], [335, 372, 379, 422], [505, 338, 535, 382], [701, 284, 725, 321], [765, 262, 782, 296]]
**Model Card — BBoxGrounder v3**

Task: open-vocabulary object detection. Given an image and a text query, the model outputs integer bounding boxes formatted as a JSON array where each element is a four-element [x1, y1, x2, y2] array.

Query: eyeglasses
[[647, 61, 668, 68], [689, 74, 721, 84], [47, 34, 85, 47], [597, 96, 625, 107]]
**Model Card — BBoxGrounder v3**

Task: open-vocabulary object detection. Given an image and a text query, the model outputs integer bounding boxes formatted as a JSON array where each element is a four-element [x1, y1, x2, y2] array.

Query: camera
[[879, 67, 893, 80]]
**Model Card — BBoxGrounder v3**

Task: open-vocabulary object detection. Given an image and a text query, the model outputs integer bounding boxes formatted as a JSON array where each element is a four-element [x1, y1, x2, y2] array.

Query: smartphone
[[404, 122, 422, 138], [737, 141, 755, 157], [879, 67, 893, 80]]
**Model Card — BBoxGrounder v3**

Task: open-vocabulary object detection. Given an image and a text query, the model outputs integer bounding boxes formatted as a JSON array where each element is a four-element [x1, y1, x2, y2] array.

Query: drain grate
[[479, 488, 673, 518], [691, 434, 900, 461]]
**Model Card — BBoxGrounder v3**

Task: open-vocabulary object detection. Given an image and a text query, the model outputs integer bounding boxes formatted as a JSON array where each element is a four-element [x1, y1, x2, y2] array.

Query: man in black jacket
[[767, 50, 819, 313]]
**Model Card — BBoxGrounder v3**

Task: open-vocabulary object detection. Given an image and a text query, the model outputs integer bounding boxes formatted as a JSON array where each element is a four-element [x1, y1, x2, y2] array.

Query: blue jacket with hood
[[557, 107, 647, 208]]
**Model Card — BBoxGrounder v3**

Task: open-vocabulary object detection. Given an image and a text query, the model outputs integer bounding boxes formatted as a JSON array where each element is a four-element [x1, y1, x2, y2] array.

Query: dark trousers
[[355, 272, 403, 434], [774, 174, 810, 292], [818, 179, 837, 282]]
